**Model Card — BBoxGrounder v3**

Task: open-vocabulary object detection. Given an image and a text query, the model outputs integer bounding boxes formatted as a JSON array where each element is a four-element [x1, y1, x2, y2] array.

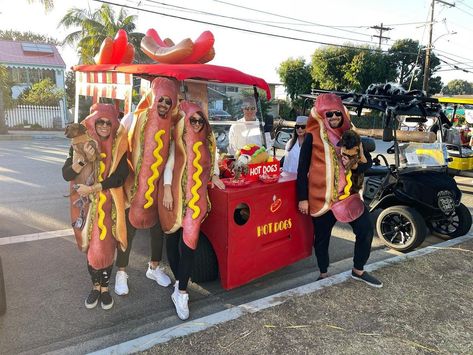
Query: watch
[[78, 161, 86, 167]]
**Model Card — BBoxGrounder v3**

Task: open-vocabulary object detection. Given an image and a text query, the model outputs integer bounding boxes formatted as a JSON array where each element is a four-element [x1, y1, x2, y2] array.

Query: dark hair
[[287, 125, 303, 152], [339, 130, 360, 149]]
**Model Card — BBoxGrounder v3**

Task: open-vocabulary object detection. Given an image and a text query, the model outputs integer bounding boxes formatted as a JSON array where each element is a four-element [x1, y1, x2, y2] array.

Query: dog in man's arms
[[338, 130, 367, 193]]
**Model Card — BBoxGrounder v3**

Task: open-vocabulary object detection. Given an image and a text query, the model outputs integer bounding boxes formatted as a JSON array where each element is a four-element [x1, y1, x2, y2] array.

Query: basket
[[221, 178, 251, 188]]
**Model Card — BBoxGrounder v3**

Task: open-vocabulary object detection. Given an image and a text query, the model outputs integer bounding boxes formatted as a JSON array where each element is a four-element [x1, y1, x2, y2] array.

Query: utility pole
[[371, 23, 392, 50], [423, 0, 455, 94]]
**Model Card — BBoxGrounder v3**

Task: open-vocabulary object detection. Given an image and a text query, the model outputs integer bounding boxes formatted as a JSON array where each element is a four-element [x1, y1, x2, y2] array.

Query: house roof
[[0, 39, 66, 69]]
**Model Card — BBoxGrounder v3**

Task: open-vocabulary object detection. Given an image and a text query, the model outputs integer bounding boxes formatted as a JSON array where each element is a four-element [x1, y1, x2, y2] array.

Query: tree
[[389, 39, 443, 94], [18, 78, 64, 106], [59, 4, 148, 64], [27, 0, 54, 12], [64, 71, 75, 109], [277, 58, 313, 101], [442, 80, 473, 95], [0, 66, 9, 134], [310, 45, 395, 92], [0, 30, 59, 45]]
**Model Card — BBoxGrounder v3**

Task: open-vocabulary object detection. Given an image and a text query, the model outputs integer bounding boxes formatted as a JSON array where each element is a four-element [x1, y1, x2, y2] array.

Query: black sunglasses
[[190, 118, 204, 125], [96, 119, 112, 126], [325, 111, 343, 118], [158, 97, 172, 105], [295, 125, 306, 130]]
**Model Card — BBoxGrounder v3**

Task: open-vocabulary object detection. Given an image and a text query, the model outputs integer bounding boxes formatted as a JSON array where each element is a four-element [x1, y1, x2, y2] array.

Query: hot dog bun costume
[[76, 103, 128, 270], [159, 101, 215, 250], [125, 77, 179, 229], [306, 93, 364, 222]]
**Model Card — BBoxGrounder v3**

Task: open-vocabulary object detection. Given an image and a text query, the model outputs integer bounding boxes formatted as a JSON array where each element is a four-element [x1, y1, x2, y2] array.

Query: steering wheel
[[387, 144, 395, 154]]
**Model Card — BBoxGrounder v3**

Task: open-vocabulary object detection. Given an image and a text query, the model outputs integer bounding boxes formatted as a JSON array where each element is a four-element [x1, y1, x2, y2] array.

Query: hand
[[359, 142, 367, 163], [211, 174, 225, 190], [163, 185, 173, 210], [76, 184, 92, 197], [298, 200, 309, 214], [83, 142, 96, 162]]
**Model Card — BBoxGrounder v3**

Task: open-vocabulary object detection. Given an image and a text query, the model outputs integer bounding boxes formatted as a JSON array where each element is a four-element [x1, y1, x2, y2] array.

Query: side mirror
[[273, 131, 292, 150]]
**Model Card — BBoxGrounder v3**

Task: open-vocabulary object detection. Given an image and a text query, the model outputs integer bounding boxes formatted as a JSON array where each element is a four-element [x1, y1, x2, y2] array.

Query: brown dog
[[339, 130, 367, 193], [65, 123, 98, 185]]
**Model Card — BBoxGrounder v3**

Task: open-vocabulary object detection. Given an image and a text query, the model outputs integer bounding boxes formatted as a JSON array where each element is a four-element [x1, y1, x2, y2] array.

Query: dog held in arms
[[64, 123, 99, 186], [338, 130, 367, 193]]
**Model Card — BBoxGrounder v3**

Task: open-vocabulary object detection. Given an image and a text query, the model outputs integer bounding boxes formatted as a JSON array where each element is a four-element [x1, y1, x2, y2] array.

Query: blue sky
[[1, 0, 472, 86]]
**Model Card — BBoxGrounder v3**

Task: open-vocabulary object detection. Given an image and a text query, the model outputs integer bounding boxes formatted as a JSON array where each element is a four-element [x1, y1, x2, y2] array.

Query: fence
[[5, 104, 66, 129]]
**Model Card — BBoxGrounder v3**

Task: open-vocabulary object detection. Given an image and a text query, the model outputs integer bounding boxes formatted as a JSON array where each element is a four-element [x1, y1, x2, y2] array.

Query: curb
[[85, 232, 473, 355]]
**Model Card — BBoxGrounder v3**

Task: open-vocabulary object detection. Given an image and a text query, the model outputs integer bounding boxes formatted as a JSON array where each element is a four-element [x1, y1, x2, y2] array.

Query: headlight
[[437, 190, 455, 214]]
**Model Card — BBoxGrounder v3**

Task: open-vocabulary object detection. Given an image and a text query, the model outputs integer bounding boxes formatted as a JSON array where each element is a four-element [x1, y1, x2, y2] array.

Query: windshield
[[398, 142, 448, 169]]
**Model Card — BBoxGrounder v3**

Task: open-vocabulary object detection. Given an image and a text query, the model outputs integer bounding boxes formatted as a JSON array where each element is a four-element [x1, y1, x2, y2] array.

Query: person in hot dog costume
[[62, 103, 129, 310], [159, 101, 224, 320], [115, 77, 180, 295], [296, 93, 383, 288]]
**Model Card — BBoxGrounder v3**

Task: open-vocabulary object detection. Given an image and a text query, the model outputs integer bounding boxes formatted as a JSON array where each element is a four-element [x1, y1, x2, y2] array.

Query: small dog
[[339, 130, 367, 193], [65, 123, 98, 185]]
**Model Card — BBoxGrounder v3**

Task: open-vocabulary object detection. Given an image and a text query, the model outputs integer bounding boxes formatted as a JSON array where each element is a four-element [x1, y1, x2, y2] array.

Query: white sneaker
[[146, 264, 172, 287], [114, 270, 129, 296], [171, 289, 189, 320]]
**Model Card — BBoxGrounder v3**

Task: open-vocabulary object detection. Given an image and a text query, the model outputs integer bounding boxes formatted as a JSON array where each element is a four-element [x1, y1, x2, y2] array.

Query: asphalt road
[[0, 137, 472, 353]]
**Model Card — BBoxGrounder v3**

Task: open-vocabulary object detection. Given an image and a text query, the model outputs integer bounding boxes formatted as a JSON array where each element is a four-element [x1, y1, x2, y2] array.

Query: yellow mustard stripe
[[97, 153, 107, 240], [189, 142, 203, 219], [339, 170, 352, 200], [144, 129, 165, 209]]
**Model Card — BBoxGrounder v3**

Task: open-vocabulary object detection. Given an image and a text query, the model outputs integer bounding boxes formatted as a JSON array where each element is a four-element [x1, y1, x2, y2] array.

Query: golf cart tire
[[0, 256, 6, 316], [376, 206, 427, 252], [191, 233, 218, 283], [428, 203, 472, 239]]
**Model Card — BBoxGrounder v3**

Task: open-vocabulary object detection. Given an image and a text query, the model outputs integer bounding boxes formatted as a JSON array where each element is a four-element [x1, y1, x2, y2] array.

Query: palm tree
[[58, 4, 148, 64], [27, 0, 54, 12]]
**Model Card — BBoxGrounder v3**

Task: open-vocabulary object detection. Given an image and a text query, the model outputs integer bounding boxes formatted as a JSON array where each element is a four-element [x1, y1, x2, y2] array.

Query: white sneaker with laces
[[171, 288, 189, 320], [146, 264, 171, 287], [114, 270, 129, 296]]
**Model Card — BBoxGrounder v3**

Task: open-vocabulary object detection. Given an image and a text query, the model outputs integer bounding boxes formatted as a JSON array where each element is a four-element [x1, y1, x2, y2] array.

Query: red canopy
[[73, 63, 271, 99]]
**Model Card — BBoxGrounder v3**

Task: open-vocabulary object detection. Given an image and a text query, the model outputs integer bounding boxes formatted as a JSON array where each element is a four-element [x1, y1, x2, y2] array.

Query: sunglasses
[[96, 119, 112, 127], [158, 97, 172, 105], [325, 111, 343, 118], [243, 107, 256, 111], [190, 118, 204, 125], [295, 125, 306, 130]]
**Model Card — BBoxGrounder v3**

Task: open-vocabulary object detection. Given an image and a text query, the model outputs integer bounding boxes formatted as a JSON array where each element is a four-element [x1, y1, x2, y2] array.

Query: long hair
[[287, 126, 299, 152]]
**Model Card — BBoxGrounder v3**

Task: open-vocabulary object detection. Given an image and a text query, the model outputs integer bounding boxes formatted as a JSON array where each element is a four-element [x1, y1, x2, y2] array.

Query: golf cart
[[281, 86, 472, 252]]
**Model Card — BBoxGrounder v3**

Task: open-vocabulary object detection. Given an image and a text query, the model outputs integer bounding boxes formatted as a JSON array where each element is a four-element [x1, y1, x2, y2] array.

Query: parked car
[[208, 109, 232, 121]]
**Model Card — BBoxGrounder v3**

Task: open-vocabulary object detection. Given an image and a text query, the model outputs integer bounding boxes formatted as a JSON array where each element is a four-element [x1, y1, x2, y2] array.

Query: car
[[208, 109, 232, 121]]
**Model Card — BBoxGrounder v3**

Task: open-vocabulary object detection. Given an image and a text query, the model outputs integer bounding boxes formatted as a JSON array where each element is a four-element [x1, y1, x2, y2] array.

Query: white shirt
[[282, 139, 302, 173], [228, 118, 271, 155]]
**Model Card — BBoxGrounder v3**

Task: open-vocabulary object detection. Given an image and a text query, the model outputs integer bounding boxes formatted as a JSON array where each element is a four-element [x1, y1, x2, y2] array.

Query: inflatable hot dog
[[159, 101, 215, 250], [71, 103, 128, 270], [126, 77, 179, 229]]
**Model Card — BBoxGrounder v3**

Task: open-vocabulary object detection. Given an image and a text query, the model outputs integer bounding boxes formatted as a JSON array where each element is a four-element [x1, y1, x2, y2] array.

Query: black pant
[[312, 207, 373, 274], [166, 229, 194, 291], [116, 209, 164, 268], [88, 263, 113, 288]]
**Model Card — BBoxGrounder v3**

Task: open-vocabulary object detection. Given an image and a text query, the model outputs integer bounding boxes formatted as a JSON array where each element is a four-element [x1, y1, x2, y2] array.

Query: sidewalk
[[0, 129, 66, 141], [111, 235, 473, 354]]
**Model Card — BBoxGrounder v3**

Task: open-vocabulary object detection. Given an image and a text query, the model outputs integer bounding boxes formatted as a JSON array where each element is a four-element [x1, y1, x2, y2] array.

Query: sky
[[1, 0, 473, 88]]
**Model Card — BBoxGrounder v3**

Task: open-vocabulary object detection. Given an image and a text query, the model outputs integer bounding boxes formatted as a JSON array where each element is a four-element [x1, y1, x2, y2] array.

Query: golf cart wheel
[[428, 203, 472, 239], [191, 233, 218, 283], [376, 206, 427, 252], [0, 256, 6, 316]]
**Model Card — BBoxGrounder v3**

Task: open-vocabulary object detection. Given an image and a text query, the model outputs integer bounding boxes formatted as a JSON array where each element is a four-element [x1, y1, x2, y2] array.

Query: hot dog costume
[[125, 77, 180, 229], [68, 103, 128, 270], [159, 101, 215, 250]]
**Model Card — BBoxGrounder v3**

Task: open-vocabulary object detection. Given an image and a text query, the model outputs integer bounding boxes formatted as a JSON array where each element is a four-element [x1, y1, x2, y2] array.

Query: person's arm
[[62, 146, 87, 181], [100, 155, 130, 190], [163, 141, 175, 210], [296, 134, 313, 201], [228, 124, 236, 155], [353, 146, 372, 174]]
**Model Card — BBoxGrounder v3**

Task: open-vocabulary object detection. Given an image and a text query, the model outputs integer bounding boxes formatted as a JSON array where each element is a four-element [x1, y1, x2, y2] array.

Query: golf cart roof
[[73, 63, 271, 100]]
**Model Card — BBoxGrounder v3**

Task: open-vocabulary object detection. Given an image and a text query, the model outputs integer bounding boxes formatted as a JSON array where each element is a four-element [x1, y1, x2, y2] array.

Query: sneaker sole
[[351, 275, 383, 288], [114, 288, 129, 296], [171, 293, 189, 320], [101, 299, 114, 310], [146, 273, 171, 287], [85, 299, 99, 309]]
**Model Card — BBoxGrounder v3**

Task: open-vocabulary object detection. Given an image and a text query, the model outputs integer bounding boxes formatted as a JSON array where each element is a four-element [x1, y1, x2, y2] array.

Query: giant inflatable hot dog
[[159, 101, 215, 250], [126, 77, 179, 229], [72, 103, 128, 270]]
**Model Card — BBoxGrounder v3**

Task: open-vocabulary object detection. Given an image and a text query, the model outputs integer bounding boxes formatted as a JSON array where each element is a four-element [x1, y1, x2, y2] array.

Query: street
[[0, 136, 472, 353]]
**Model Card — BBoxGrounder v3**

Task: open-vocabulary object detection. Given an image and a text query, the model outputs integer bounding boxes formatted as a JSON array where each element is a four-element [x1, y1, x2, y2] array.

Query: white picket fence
[[5, 105, 66, 129]]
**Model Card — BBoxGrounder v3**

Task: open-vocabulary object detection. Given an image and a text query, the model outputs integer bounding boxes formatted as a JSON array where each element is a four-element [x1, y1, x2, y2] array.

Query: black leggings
[[115, 209, 164, 268], [166, 229, 194, 291], [312, 207, 373, 274]]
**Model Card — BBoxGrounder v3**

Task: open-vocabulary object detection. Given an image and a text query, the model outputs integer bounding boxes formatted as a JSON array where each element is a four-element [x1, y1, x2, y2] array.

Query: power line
[[370, 23, 393, 49]]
